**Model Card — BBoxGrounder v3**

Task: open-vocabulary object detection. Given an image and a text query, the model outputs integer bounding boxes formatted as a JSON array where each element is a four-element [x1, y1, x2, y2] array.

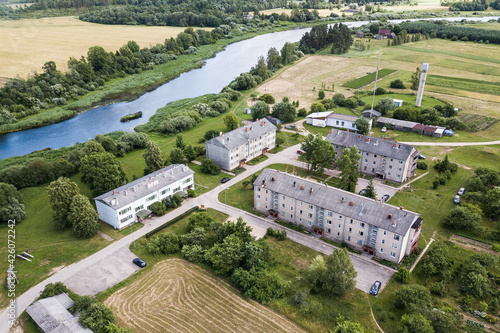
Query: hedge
[[145, 206, 200, 238]]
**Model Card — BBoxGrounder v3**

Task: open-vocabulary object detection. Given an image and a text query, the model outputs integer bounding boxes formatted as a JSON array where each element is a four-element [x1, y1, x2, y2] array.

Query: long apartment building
[[205, 118, 276, 171], [254, 169, 422, 263], [94, 164, 195, 229], [327, 129, 419, 184]]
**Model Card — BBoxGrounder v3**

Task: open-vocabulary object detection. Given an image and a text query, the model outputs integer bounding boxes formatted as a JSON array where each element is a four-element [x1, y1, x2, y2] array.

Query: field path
[[105, 259, 307, 333]]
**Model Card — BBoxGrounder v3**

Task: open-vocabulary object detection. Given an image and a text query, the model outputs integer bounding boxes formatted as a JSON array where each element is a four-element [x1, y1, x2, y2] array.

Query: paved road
[[1, 143, 395, 332], [401, 140, 500, 146]]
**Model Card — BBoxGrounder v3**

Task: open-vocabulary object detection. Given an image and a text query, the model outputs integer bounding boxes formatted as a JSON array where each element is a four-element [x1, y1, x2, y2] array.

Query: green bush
[[258, 93, 275, 104], [145, 206, 199, 238], [417, 161, 428, 170], [201, 159, 221, 175], [390, 79, 406, 89], [40, 282, 69, 299], [187, 188, 196, 197]]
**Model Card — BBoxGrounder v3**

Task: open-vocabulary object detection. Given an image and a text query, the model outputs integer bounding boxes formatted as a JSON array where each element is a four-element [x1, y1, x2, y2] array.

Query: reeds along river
[[0, 16, 497, 160]]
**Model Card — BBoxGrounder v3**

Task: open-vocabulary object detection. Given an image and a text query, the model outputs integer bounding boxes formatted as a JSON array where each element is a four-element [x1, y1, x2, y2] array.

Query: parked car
[[418, 154, 426, 160], [370, 281, 382, 296], [296, 149, 305, 154], [133, 258, 146, 268], [358, 189, 367, 196], [382, 194, 390, 202], [221, 177, 231, 184], [381, 127, 387, 133], [453, 195, 460, 204], [457, 187, 465, 196]]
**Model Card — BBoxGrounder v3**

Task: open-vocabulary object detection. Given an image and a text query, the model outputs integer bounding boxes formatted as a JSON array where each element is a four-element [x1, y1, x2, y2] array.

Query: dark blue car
[[370, 281, 382, 296], [133, 258, 146, 268]]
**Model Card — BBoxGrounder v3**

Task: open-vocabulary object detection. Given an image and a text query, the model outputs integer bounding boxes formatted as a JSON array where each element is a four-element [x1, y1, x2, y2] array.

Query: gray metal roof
[[326, 129, 416, 161], [307, 111, 333, 119], [327, 112, 359, 122], [94, 164, 194, 210], [377, 117, 420, 129], [361, 109, 381, 118], [26, 293, 93, 333], [254, 169, 419, 235], [206, 118, 276, 150]]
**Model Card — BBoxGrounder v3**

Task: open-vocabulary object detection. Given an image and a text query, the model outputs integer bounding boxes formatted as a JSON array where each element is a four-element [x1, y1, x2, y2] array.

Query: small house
[[242, 14, 253, 20], [378, 28, 392, 37], [306, 111, 333, 127], [393, 99, 404, 107], [356, 31, 365, 38]]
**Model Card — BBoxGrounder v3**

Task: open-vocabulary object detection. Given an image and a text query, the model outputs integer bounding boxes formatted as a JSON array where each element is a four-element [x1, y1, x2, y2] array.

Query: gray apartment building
[[205, 118, 276, 171], [327, 129, 419, 184], [254, 169, 422, 263]]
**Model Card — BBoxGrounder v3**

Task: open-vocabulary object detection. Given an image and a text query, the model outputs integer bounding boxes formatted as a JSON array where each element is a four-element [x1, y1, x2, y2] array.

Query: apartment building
[[327, 129, 419, 184], [94, 164, 195, 229], [205, 118, 276, 171], [253, 169, 422, 263]]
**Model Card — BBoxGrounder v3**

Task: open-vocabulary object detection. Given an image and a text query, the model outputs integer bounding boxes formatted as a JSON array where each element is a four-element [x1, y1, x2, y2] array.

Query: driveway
[[356, 178, 399, 202]]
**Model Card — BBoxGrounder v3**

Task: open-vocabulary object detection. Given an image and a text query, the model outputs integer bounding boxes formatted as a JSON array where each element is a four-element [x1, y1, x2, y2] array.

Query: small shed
[[443, 129, 455, 137], [356, 31, 365, 38], [393, 99, 404, 107], [264, 115, 282, 125], [244, 108, 251, 114], [361, 109, 381, 119]]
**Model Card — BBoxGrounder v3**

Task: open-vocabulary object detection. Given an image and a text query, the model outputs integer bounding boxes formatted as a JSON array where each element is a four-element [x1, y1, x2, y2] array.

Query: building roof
[[306, 111, 333, 119], [361, 109, 381, 118], [378, 28, 391, 35], [206, 118, 276, 150], [94, 164, 194, 210], [254, 169, 420, 236], [327, 112, 359, 122], [378, 117, 420, 129], [26, 293, 93, 333], [264, 115, 282, 125], [326, 129, 416, 161]]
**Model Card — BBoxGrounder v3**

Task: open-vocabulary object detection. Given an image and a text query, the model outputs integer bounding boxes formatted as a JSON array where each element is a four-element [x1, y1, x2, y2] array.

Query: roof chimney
[[310, 188, 314, 194], [366, 138, 370, 143], [261, 121, 265, 126], [293, 181, 296, 187], [393, 143, 397, 148], [271, 177, 275, 182], [392, 221, 397, 227], [388, 214, 392, 220], [300, 185, 305, 190], [341, 196, 345, 203], [400, 206, 404, 210], [246, 127, 248, 132], [350, 201, 354, 206], [227, 137, 230, 141], [113, 190, 116, 195]]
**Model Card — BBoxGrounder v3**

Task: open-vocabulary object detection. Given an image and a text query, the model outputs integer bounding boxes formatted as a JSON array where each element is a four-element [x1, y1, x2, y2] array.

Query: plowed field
[[105, 259, 306, 333]]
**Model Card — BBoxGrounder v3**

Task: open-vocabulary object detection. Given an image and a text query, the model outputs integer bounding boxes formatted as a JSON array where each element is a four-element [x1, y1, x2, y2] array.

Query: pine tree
[[175, 134, 185, 150], [365, 179, 377, 199], [410, 67, 421, 91]]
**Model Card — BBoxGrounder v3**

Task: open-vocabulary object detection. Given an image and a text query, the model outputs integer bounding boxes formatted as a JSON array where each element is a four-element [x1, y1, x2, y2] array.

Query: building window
[[119, 207, 131, 215], [348, 227, 352, 233], [161, 188, 170, 195], [347, 236, 351, 241], [364, 166, 367, 171], [350, 219, 353, 224], [256, 202, 261, 207], [290, 207, 293, 211], [358, 231, 364, 236], [390, 252, 396, 258], [383, 231, 387, 236], [392, 243, 398, 249], [174, 186, 181, 193], [337, 232, 340, 237], [184, 177, 192, 183], [339, 215, 342, 220], [336, 120, 339, 125], [389, 165, 392, 169], [146, 195, 156, 202], [327, 220, 332, 225], [397, 174, 401, 178], [352, 123, 355, 128], [373, 161, 376, 165], [282, 195, 285, 200], [341, 121, 344, 126], [308, 221, 312, 226], [309, 204, 313, 210], [257, 187, 261, 192], [327, 228, 331, 233], [300, 201, 303, 206], [308, 213, 313, 218], [338, 223, 341, 229], [398, 167, 402, 171], [290, 214, 293, 219], [290, 198, 294, 203], [380, 248, 384, 253], [399, 161, 403, 165], [372, 168, 375, 172], [135, 205, 144, 212], [394, 235, 400, 241], [365, 159, 368, 163], [281, 203, 285, 208], [374, 154, 377, 158], [299, 210, 303, 215], [388, 172, 391, 176], [360, 223, 365, 228], [366, 152, 369, 156], [281, 211, 285, 216], [257, 194, 261, 199], [327, 211, 333, 217], [265, 198, 268, 202], [382, 239, 385, 244], [357, 240, 362, 245], [390, 158, 393, 162], [120, 214, 133, 223]]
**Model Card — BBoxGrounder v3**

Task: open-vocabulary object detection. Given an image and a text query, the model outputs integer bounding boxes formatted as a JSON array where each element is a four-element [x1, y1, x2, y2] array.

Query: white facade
[[94, 165, 195, 229], [307, 112, 372, 132]]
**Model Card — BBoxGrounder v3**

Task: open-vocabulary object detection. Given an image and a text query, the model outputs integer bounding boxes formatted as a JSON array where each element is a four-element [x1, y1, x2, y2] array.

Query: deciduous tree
[[47, 177, 80, 228], [320, 249, 357, 295], [223, 113, 239, 131], [143, 141, 164, 175], [0, 182, 25, 224], [205, 234, 244, 275], [80, 153, 126, 197], [169, 147, 185, 164], [338, 146, 360, 192], [69, 194, 99, 238], [250, 101, 270, 120], [355, 117, 370, 135], [365, 179, 376, 199], [300, 134, 336, 173]]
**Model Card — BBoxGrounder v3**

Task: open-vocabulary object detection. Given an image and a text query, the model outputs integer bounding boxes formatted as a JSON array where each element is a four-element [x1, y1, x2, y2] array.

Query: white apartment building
[[94, 164, 195, 229], [205, 118, 276, 171], [306, 112, 372, 131], [253, 169, 422, 263]]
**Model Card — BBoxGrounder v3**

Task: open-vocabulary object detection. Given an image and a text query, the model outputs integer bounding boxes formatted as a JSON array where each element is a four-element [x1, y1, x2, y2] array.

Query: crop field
[[105, 258, 306, 333], [343, 68, 397, 88], [0, 16, 210, 79]]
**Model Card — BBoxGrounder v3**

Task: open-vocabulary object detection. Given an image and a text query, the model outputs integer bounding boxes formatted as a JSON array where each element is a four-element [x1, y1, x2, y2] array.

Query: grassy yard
[[360, 93, 446, 110], [189, 163, 234, 195], [447, 145, 500, 171], [266, 237, 379, 333]]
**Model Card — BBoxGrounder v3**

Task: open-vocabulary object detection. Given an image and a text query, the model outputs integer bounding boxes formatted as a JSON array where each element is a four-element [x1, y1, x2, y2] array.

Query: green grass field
[[427, 74, 500, 96], [343, 68, 397, 89], [360, 93, 446, 110]]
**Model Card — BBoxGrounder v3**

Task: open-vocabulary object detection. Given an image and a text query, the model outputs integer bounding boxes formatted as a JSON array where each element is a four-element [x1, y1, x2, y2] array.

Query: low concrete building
[[253, 169, 422, 263], [378, 117, 446, 138], [94, 164, 195, 229], [27, 293, 93, 333], [306, 112, 372, 132], [361, 109, 381, 119], [305, 111, 332, 127], [327, 129, 419, 184], [205, 118, 276, 171], [393, 99, 404, 107]]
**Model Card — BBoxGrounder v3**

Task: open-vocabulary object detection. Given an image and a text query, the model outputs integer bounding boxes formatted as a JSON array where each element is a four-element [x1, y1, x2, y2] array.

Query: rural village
[[0, 0, 500, 332]]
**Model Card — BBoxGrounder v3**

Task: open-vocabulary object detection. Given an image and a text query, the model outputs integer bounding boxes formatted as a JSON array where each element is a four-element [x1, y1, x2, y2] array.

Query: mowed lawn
[[0, 16, 211, 79]]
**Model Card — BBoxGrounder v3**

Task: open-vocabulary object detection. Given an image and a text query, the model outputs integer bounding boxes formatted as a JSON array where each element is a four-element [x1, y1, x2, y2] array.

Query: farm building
[[253, 169, 422, 263], [361, 109, 382, 119], [205, 118, 276, 171], [356, 31, 365, 38], [377, 117, 446, 138], [94, 164, 195, 229], [264, 115, 282, 125], [393, 99, 404, 107], [378, 28, 391, 37], [26, 293, 93, 333], [327, 129, 419, 184], [306, 112, 372, 131]]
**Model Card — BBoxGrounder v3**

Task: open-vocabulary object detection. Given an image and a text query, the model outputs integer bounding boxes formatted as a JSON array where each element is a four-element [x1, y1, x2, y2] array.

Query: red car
[[297, 149, 305, 154]]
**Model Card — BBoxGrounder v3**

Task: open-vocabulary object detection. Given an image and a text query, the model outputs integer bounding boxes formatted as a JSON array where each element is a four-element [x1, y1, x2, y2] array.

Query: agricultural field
[[0, 16, 210, 80], [343, 68, 397, 89], [105, 258, 306, 333]]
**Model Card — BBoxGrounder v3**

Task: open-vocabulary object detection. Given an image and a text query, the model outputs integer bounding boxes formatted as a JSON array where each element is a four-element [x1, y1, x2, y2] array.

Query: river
[[0, 16, 497, 160]]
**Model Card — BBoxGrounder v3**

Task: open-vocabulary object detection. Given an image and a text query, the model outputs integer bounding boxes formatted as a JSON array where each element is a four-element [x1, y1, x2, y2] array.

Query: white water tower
[[415, 63, 429, 107]]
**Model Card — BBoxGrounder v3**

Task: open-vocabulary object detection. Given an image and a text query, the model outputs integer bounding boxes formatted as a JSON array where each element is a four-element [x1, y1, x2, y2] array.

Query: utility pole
[[224, 188, 227, 214], [370, 53, 381, 117]]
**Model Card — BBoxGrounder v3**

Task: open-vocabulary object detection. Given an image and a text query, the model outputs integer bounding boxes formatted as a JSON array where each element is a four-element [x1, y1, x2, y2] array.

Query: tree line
[[400, 21, 500, 44], [0, 25, 241, 131], [298, 23, 353, 54]]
